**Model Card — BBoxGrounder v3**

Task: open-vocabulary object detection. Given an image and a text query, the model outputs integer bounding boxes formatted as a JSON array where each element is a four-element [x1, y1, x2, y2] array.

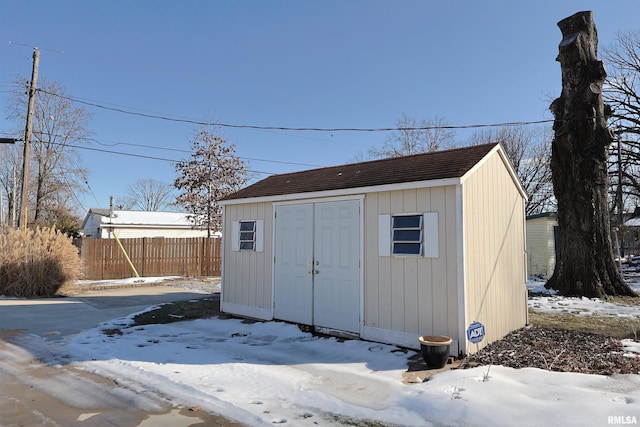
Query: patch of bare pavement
[[0, 283, 244, 427], [0, 337, 243, 427]]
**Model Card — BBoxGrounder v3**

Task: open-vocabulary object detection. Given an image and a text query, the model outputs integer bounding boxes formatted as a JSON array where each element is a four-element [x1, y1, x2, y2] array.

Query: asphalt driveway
[[0, 285, 212, 341]]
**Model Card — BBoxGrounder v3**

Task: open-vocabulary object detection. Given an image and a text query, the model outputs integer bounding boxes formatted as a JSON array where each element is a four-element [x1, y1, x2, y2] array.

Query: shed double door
[[274, 200, 360, 334]]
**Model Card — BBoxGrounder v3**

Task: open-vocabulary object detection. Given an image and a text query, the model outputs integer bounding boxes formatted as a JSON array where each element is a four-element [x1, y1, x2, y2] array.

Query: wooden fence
[[79, 237, 221, 280]]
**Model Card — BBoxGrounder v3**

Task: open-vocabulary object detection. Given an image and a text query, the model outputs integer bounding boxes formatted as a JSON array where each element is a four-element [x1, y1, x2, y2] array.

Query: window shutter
[[423, 212, 439, 258], [378, 214, 391, 256], [231, 221, 240, 252], [255, 220, 264, 252]]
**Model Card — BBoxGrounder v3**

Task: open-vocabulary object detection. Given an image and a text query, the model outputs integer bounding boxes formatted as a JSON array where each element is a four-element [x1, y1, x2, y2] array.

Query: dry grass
[[0, 227, 83, 297], [528, 309, 640, 339], [132, 297, 224, 326]]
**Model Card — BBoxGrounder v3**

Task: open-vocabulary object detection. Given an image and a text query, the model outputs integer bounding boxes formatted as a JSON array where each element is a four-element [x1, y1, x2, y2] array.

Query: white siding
[[82, 210, 208, 239], [220, 146, 526, 354], [82, 215, 101, 237], [221, 202, 273, 316], [461, 151, 528, 354], [526, 216, 557, 278], [363, 186, 459, 351]]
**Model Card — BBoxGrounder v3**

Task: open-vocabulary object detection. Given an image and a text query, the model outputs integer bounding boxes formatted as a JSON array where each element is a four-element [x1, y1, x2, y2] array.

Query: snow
[[529, 295, 640, 318], [75, 276, 181, 287], [6, 277, 640, 426], [96, 210, 196, 226]]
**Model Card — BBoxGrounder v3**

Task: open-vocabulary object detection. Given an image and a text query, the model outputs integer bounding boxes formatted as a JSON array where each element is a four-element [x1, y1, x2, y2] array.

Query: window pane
[[240, 241, 255, 250], [393, 243, 422, 255], [392, 215, 421, 228], [240, 232, 254, 241], [238, 220, 256, 251], [240, 221, 255, 231], [391, 214, 423, 255], [393, 230, 421, 242]]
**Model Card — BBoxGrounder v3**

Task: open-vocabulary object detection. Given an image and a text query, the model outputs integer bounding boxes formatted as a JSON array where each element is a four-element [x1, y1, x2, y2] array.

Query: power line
[[8, 40, 65, 54], [83, 176, 101, 206], [59, 169, 87, 213], [61, 142, 279, 176], [0, 132, 324, 169], [88, 138, 323, 167], [38, 88, 555, 133], [65, 143, 178, 162]]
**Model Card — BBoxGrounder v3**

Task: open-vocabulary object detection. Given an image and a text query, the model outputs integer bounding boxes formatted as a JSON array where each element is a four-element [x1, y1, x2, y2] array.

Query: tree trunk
[[546, 11, 636, 298]]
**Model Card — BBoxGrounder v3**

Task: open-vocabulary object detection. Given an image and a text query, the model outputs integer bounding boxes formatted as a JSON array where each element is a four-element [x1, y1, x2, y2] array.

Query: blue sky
[[2, 1, 640, 215]]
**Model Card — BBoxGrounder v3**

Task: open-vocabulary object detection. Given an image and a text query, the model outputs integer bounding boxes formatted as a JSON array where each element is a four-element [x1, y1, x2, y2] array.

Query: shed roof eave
[[219, 177, 463, 205], [459, 143, 528, 201]]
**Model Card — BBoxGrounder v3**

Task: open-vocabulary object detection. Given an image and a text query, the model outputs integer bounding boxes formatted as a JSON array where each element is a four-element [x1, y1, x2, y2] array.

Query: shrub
[[0, 226, 83, 297]]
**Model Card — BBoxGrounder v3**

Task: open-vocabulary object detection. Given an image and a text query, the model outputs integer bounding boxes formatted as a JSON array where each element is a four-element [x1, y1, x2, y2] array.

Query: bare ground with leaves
[[458, 326, 640, 375]]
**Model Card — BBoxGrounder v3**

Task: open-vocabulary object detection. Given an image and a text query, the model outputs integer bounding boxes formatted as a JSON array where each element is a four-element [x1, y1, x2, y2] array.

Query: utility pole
[[19, 48, 39, 231]]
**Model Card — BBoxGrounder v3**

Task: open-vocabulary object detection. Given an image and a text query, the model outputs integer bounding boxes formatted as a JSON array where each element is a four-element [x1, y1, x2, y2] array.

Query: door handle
[[307, 270, 319, 275]]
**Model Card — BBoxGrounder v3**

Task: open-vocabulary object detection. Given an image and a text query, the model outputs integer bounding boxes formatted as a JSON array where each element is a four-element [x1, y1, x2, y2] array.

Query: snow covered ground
[[4, 277, 640, 426]]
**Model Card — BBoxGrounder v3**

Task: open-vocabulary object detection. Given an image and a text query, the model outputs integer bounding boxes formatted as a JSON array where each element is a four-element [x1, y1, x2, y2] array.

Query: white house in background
[[526, 212, 558, 279], [219, 143, 528, 356], [622, 210, 640, 255], [81, 209, 210, 239]]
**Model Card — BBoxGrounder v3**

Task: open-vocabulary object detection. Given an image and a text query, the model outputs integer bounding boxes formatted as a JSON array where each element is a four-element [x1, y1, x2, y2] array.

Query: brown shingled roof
[[222, 143, 499, 201]]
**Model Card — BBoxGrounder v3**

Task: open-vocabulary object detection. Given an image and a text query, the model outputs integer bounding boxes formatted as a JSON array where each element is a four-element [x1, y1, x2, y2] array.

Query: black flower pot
[[418, 335, 452, 369]]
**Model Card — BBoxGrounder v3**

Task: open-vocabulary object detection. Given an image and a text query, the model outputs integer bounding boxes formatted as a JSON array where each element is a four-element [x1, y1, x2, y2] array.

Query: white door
[[313, 200, 360, 333], [273, 200, 360, 334], [274, 204, 313, 325]]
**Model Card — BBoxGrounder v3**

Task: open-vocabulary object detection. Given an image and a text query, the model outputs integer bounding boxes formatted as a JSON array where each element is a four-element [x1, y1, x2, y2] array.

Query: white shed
[[525, 212, 558, 279], [219, 143, 528, 355], [81, 208, 210, 239]]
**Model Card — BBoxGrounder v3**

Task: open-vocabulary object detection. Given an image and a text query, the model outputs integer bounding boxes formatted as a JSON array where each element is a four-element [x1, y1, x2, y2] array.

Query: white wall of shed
[[462, 151, 528, 354], [221, 202, 273, 316], [362, 185, 460, 351]]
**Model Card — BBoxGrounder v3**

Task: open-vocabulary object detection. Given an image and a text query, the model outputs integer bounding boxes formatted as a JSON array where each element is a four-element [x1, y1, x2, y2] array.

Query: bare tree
[[545, 11, 635, 298], [603, 30, 640, 212], [369, 114, 455, 158], [174, 127, 248, 236], [125, 178, 175, 211], [5, 77, 91, 226], [346, 150, 371, 164], [469, 125, 554, 215], [0, 145, 20, 226]]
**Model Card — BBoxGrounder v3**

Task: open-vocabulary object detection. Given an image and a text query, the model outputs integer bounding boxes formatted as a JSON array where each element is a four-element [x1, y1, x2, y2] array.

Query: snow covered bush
[[0, 226, 83, 297]]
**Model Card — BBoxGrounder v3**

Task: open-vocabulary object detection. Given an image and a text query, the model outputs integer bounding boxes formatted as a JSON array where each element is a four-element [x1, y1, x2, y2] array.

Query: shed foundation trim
[[221, 302, 272, 321], [363, 326, 458, 355]]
